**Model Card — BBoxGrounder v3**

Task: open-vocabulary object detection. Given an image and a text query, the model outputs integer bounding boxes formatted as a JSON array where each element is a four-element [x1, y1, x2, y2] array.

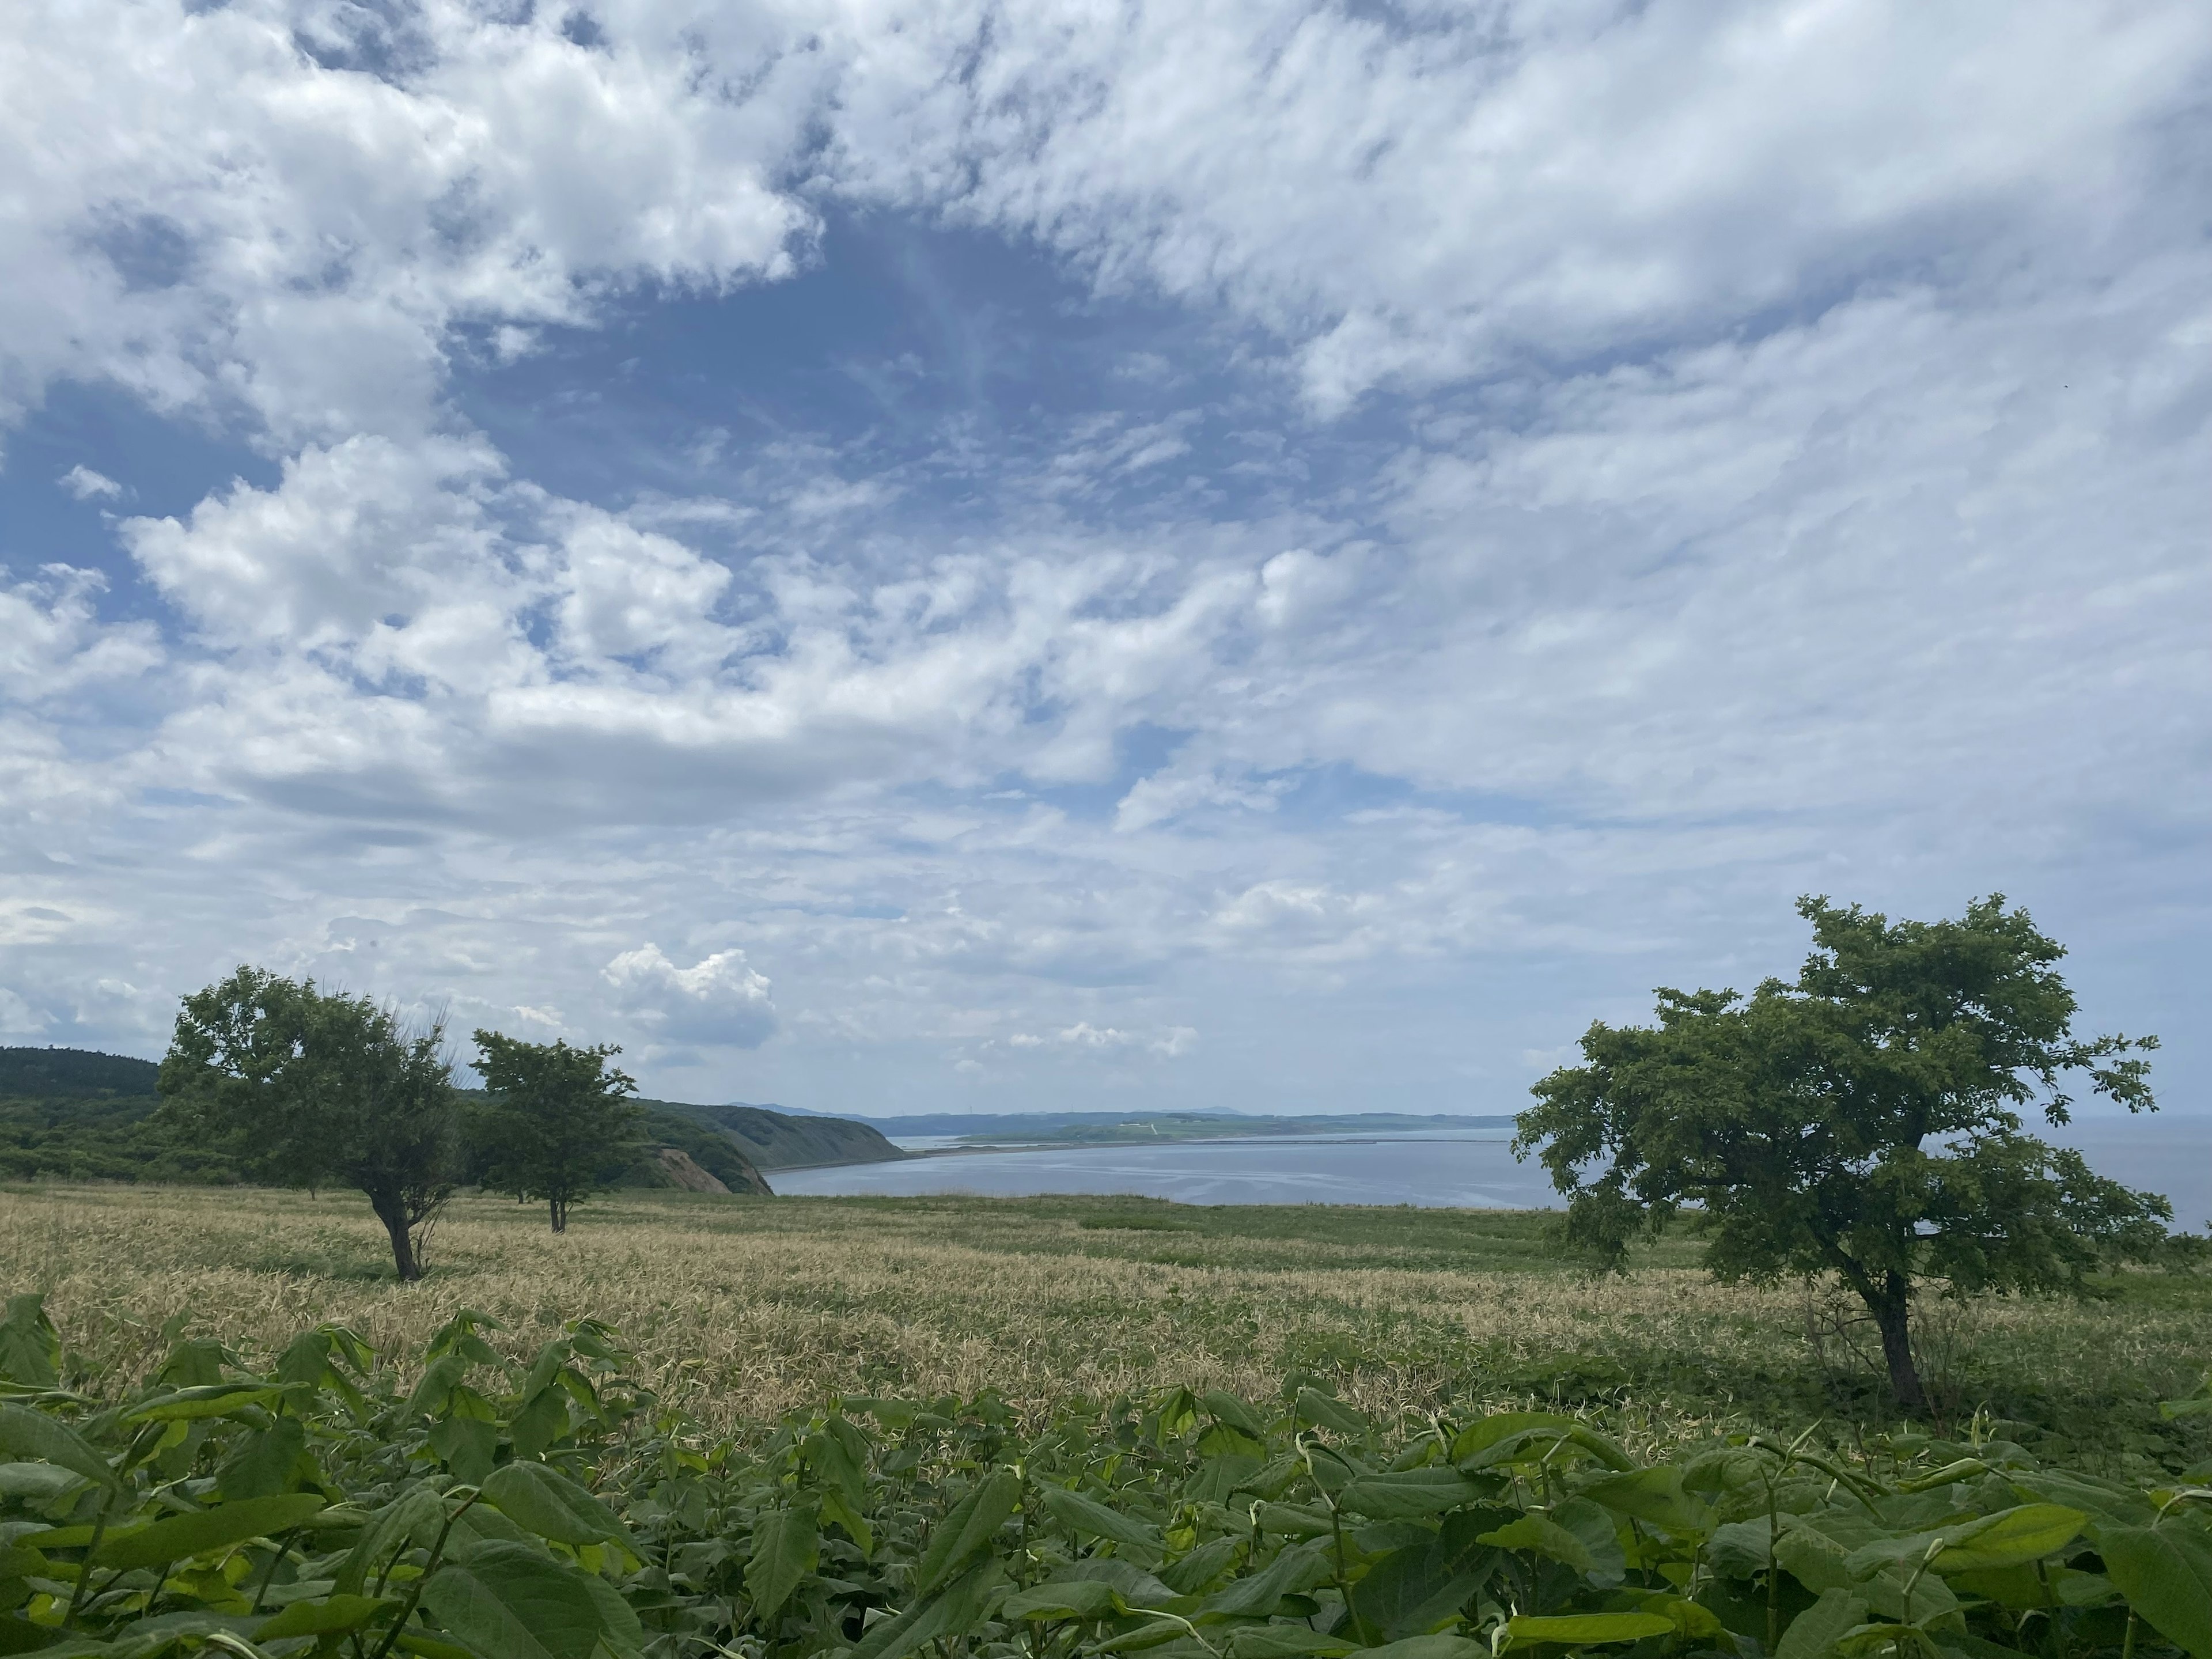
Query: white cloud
[[824, 0, 2212, 410], [0, 0, 2203, 1116], [0, 0, 821, 444], [58, 464, 122, 501], [1001, 1022, 1198, 1059], [603, 944, 779, 1050]]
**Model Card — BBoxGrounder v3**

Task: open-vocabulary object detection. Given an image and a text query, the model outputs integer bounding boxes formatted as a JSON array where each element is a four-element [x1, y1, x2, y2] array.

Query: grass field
[[3, 1182, 2207, 1464]]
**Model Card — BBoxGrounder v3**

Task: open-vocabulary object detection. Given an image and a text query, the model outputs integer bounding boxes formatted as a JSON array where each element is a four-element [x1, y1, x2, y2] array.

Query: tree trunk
[[1870, 1273, 1927, 1416], [550, 1196, 567, 1233], [368, 1188, 423, 1282]]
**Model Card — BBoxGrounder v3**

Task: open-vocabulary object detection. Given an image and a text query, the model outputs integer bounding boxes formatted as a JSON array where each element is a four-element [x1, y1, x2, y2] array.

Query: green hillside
[[648, 1098, 907, 1169], [0, 1045, 161, 1097], [0, 1047, 810, 1195]]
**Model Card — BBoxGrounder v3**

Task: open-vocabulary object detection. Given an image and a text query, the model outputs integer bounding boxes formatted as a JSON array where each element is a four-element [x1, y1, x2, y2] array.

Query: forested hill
[[0, 1046, 160, 1097], [646, 1100, 906, 1170], [0, 1047, 896, 1185]]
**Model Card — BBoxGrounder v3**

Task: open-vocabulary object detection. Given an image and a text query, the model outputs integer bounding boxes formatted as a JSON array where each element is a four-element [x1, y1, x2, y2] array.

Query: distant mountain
[[847, 1110, 1248, 1138], [849, 1109, 1515, 1141]]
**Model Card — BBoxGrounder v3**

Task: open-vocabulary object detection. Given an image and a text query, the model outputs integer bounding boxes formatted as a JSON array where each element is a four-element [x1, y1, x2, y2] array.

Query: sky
[[1, 0, 2207, 1118]]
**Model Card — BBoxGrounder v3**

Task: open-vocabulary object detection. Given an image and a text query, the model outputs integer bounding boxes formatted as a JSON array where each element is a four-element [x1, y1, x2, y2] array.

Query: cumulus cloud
[[0, 0, 821, 443], [603, 944, 779, 1049], [0, 0, 2203, 1114], [58, 465, 122, 501]]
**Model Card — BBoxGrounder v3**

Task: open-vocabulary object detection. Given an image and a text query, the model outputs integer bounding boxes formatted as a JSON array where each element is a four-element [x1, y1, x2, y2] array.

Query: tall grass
[[2, 1183, 2204, 1452]]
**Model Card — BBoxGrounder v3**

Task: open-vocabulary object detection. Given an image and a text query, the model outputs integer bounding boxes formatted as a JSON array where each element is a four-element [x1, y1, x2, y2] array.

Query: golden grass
[[3, 1184, 2205, 1447]]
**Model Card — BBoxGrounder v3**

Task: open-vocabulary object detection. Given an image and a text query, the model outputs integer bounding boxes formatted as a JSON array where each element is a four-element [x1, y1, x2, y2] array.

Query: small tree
[[158, 967, 458, 1281], [1514, 895, 2172, 1414], [468, 1031, 641, 1232]]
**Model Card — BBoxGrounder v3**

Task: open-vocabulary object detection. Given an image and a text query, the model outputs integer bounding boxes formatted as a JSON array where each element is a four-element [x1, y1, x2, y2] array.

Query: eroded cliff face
[[652, 1145, 772, 1196]]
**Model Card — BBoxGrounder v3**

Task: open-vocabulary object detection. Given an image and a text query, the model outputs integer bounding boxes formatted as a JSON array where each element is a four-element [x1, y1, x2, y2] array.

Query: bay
[[770, 1116, 2212, 1224]]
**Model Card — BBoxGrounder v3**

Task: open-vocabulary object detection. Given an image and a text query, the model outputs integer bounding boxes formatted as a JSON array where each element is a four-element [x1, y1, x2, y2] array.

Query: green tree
[[1514, 895, 2172, 1413], [158, 967, 458, 1281], [468, 1031, 642, 1232]]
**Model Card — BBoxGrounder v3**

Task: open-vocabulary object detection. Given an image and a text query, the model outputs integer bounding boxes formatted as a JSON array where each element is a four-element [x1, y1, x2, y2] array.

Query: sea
[[770, 1116, 2212, 1226]]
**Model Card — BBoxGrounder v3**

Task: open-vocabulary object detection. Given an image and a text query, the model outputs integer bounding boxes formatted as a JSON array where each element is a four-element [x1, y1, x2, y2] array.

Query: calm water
[[772, 1119, 2212, 1223]]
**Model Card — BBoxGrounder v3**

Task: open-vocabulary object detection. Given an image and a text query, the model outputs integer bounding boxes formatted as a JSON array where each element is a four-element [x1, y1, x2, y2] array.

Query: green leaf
[[745, 1508, 819, 1619], [2099, 1520, 2212, 1659], [853, 1559, 1004, 1659], [480, 1462, 626, 1546], [1581, 1466, 1714, 1537], [429, 1414, 498, 1485], [252, 1592, 400, 1639], [1160, 1537, 1244, 1595], [124, 1382, 287, 1422], [1231, 1625, 1357, 1658], [1203, 1543, 1331, 1619], [217, 1417, 309, 1501], [914, 1467, 1020, 1597], [334, 1485, 446, 1597], [579, 1567, 645, 1658], [96, 1491, 327, 1569], [1503, 1613, 1673, 1647], [1934, 1504, 2086, 1574], [419, 1540, 611, 1659], [507, 1387, 568, 1460], [1351, 1638, 1485, 1659], [1256, 1501, 1337, 1537], [1058, 1556, 1177, 1608], [820, 1484, 875, 1556], [1450, 1413, 1583, 1463], [0, 1403, 113, 1489], [1186, 1453, 1264, 1504], [1349, 1517, 1498, 1645], [1002, 1578, 1124, 1622], [1477, 1515, 1596, 1574], [1338, 1468, 1486, 1520], [0, 1298, 59, 1389], [805, 1427, 869, 1509], [1460, 1425, 1635, 1474], [1203, 1392, 1269, 1438], [1775, 1589, 1868, 1659], [1040, 1483, 1162, 1547], [1552, 1497, 1627, 1588], [1294, 1389, 1367, 1435]]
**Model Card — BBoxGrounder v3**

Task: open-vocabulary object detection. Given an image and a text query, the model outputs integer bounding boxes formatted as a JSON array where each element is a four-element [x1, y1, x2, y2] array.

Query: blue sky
[[1, 0, 2207, 1118]]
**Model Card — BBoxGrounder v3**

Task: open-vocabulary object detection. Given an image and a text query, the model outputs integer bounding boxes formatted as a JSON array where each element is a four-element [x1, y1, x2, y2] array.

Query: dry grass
[[3, 1183, 2206, 1452]]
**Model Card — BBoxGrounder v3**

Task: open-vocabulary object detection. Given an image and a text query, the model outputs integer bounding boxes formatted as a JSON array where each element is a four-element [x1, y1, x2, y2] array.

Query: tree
[[1514, 895, 2172, 1414], [158, 967, 459, 1281], [467, 1031, 641, 1232]]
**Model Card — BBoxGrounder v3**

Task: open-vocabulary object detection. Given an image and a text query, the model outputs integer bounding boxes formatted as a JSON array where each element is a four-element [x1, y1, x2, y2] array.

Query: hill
[[0, 1046, 888, 1194], [648, 1099, 906, 1169], [0, 1046, 161, 1097]]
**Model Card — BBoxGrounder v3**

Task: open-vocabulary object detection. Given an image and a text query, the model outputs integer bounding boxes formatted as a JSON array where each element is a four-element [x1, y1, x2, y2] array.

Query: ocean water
[[770, 1118, 2212, 1224]]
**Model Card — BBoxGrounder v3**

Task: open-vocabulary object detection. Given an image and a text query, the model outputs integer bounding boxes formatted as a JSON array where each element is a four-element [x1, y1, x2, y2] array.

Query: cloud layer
[[1, 0, 2205, 1114]]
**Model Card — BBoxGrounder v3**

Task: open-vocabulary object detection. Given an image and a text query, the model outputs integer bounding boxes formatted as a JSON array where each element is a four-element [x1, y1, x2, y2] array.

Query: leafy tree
[[157, 967, 459, 1281], [1514, 895, 2172, 1413], [468, 1031, 642, 1232]]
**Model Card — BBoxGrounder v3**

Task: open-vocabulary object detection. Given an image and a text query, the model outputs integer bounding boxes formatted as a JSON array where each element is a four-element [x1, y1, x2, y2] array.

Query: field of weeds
[[2, 1183, 2206, 1458]]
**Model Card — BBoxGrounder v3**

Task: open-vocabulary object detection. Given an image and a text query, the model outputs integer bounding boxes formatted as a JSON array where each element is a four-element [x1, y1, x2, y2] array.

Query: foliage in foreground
[[1, 1296, 2210, 1659]]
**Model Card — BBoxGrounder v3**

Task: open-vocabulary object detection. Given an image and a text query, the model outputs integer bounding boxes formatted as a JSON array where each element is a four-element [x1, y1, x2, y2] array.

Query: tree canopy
[[157, 967, 458, 1280], [468, 1031, 642, 1231], [1514, 895, 2172, 1412]]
